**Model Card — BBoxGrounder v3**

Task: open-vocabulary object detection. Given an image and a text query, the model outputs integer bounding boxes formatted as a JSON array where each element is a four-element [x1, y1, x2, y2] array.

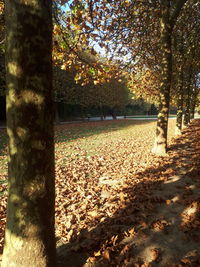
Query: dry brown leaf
[[102, 249, 110, 261], [88, 210, 98, 217]]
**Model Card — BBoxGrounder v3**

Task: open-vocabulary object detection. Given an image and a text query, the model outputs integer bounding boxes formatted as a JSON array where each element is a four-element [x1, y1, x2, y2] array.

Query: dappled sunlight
[[163, 175, 181, 184], [7, 128, 17, 156], [182, 202, 198, 218], [4, 228, 24, 250], [170, 195, 180, 203], [7, 62, 22, 77]]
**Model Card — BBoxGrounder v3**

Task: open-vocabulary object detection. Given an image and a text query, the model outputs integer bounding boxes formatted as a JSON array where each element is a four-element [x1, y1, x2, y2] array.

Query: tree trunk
[[183, 73, 192, 127], [2, 1, 56, 267], [190, 100, 196, 120], [55, 102, 60, 124], [183, 90, 191, 127], [190, 86, 197, 120], [175, 93, 184, 135], [99, 104, 104, 120], [111, 108, 117, 120], [103, 106, 106, 119], [184, 98, 190, 127], [152, 1, 172, 155], [175, 70, 184, 136]]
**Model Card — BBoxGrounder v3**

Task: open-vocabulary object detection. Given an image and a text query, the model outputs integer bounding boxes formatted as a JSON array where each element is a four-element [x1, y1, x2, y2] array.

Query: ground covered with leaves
[[0, 119, 200, 266]]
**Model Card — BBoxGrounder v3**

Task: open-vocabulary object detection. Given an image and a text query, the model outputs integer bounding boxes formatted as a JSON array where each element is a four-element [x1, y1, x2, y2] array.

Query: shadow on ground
[[57, 120, 200, 267]]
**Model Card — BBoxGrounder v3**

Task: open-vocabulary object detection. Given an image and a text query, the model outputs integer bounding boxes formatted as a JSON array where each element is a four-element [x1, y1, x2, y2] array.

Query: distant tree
[[53, 65, 130, 119], [172, 0, 200, 133]]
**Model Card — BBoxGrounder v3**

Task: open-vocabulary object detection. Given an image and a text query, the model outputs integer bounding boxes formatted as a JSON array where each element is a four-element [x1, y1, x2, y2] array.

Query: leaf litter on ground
[[1, 119, 200, 266]]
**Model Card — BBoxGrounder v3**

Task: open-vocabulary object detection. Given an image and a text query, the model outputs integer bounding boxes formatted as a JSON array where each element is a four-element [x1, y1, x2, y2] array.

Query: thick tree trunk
[[152, 1, 172, 155], [2, 1, 56, 267]]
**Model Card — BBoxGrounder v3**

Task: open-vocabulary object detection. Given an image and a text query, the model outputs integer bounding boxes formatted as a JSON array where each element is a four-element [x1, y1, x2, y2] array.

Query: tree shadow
[[57, 120, 200, 267]]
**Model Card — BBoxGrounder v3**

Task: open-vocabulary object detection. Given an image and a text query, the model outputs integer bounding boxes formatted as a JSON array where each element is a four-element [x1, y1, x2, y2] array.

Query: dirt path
[[57, 120, 200, 267], [128, 151, 200, 266]]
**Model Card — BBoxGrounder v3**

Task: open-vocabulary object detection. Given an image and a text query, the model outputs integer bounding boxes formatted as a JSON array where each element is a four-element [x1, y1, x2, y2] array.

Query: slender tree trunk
[[183, 72, 192, 127], [99, 103, 104, 120], [190, 86, 197, 120], [183, 89, 191, 127], [103, 106, 106, 119], [152, 1, 172, 155], [175, 93, 184, 136], [175, 70, 184, 135], [190, 100, 196, 120], [55, 102, 60, 124], [2, 1, 56, 267], [80, 106, 85, 121], [111, 107, 117, 120]]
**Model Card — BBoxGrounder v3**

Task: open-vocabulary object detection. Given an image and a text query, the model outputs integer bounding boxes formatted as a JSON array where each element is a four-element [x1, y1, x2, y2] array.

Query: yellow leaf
[[94, 250, 101, 257]]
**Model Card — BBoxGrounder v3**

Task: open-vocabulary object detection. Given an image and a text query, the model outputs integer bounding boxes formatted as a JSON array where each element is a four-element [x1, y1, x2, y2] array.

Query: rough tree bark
[[190, 99, 196, 120], [175, 69, 184, 135], [55, 102, 60, 124], [183, 70, 192, 127], [152, 0, 187, 155], [184, 90, 191, 126], [152, 0, 172, 155], [2, 1, 56, 267], [190, 84, 197, 120]]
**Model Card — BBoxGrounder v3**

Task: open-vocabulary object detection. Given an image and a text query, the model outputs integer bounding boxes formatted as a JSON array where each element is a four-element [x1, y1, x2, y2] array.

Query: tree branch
[[170, 0, 188, 27]]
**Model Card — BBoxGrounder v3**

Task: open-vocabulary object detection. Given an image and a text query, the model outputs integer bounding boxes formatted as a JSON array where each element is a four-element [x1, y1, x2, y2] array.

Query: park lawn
[[54, 119, 176, 160], [0, 119, 176, 255]]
